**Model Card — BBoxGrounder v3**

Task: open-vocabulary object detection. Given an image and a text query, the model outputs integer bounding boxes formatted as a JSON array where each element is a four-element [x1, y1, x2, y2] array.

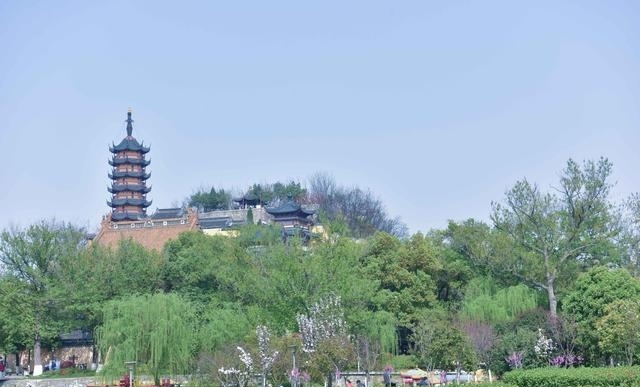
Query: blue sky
[[1, 1, 638, 234]]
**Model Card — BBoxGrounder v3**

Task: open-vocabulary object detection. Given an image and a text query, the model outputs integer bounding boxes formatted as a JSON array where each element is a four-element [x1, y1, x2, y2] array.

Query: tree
[[256, 325, 279, 387], [410, 311, 477, 371], [459, 320, 496, 366], [306, 173, 408, 238], [618, 193, 640, 275], [596, 299, 640, 365], [491, 158, 617, 317], [563, 266, 640, 365], [0, 220, 85, 375], [297, 294, 354, 386], [0, 276, 33, 368], [459, 276, 538, 324], [188, 186, 231, 211], [361, 232, 439, 343], [96, 293, 196, 386]]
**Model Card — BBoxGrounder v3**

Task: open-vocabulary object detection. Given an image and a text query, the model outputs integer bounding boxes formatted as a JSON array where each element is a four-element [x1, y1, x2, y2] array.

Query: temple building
[[93, 110, 199, 251], [265, 195, 317, 241], [93, 110, 321, 251], [233, 192, 264, 209]]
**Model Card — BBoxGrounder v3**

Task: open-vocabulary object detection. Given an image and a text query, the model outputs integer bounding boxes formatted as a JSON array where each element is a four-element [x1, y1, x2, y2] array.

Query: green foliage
[[596, 299, 640, 365], [410, 309, 477, 370], [491, 158, 618, 316], [96, 293, 196, 386], [362, 233, 439, 328], [189, 186, 231, 211], [460, 277, 538, 323], [489, 309, 551, 373], [563, 266, 640, 365], [244, 181, 307, 205], [503, 366, 640, 387], [197, 303, 252, 353], [0, 220, 85, 366]]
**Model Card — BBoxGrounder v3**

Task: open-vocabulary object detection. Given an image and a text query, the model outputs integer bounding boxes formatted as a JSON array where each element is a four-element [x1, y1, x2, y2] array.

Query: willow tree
[[491, 158, 617, 317], [96, 293, 196, 386]]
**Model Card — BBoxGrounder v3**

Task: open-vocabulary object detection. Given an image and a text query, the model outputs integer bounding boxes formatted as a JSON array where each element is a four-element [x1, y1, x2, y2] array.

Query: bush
[[502, 366, 640, 387]]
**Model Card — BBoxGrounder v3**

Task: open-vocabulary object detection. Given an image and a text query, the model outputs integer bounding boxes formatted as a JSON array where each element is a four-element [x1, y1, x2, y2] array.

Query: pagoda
[[107, 109, 152, 221]]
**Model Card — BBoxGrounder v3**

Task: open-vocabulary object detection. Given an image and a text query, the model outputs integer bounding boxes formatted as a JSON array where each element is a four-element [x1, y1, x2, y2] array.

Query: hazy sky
[[1, 1, 638, 234]]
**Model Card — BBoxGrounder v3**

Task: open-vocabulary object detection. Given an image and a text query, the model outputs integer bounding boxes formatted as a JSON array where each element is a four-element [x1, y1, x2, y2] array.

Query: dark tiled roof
[[151, 208, 184, 219], [108, 198, 152, 207], [199, 217, 232, 229], [109, 157, 151, 167], [234, 193, 260, 202], [109, 170, 151, 180], [266, 198, 315, 216], [110, 137, 150, 153], [108, 184, 151, 193]]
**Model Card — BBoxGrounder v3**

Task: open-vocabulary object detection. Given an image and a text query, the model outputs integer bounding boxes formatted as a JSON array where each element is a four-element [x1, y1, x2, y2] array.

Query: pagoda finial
[[126, 108, 134, 136]]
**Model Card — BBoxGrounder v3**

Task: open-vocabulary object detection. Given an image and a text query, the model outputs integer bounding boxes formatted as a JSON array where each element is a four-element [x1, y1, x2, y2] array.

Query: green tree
[[563, 266, 640, 365], [460, 277, 538, 324], [0, 220, 84, 375], [362, 233, 439, 329], [410, 311, 477, 371], [273, 181, 307, 202], [96, 293, 196, 386], [491, 158, 618, 317], [596, 299, 640, 365], [188, 186, 231, 211], [619, 193, 640, 275], [0, 276, 32, 368]]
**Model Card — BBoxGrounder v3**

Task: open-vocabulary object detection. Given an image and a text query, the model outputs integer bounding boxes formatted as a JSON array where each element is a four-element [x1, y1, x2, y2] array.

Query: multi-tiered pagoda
[[107, 109, 152, 221]]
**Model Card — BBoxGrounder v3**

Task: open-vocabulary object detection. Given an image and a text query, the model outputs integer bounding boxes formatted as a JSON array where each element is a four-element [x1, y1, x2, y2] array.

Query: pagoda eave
[[108, 185, 152, 194], [107, 199, 153, 207], [109, 158, 151, 167]]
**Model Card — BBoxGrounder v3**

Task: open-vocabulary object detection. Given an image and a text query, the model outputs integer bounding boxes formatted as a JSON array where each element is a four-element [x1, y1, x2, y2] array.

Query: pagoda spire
[[108, 109, 152, 221], [126, 107, 134, 136]]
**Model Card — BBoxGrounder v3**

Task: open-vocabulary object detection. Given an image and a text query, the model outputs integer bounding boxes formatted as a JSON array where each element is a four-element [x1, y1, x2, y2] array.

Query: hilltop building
[[93, 110, 319, 251]]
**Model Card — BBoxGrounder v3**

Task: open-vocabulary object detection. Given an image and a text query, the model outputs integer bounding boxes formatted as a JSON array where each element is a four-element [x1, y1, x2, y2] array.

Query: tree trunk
[[547, 276, 557, 318], [32, 336, 42, 376]]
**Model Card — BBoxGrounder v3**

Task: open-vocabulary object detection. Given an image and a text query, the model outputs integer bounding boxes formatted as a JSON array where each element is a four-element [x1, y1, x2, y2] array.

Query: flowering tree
[[296, 294, 353, 386], [533, 328, 554, 365], [297, 294, 347, 353], [257, 325, 279, 387], [218, 347, 253, 387], [505, 351, 523, 369]]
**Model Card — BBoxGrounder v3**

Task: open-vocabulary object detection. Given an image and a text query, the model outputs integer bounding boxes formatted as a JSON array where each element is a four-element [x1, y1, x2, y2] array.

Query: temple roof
[[150, 208, 185, 219], [110, 137, 150, 153], [234, 193, 260, 202], [199, 217, 233, 229], [266, 196, 315, 217]]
